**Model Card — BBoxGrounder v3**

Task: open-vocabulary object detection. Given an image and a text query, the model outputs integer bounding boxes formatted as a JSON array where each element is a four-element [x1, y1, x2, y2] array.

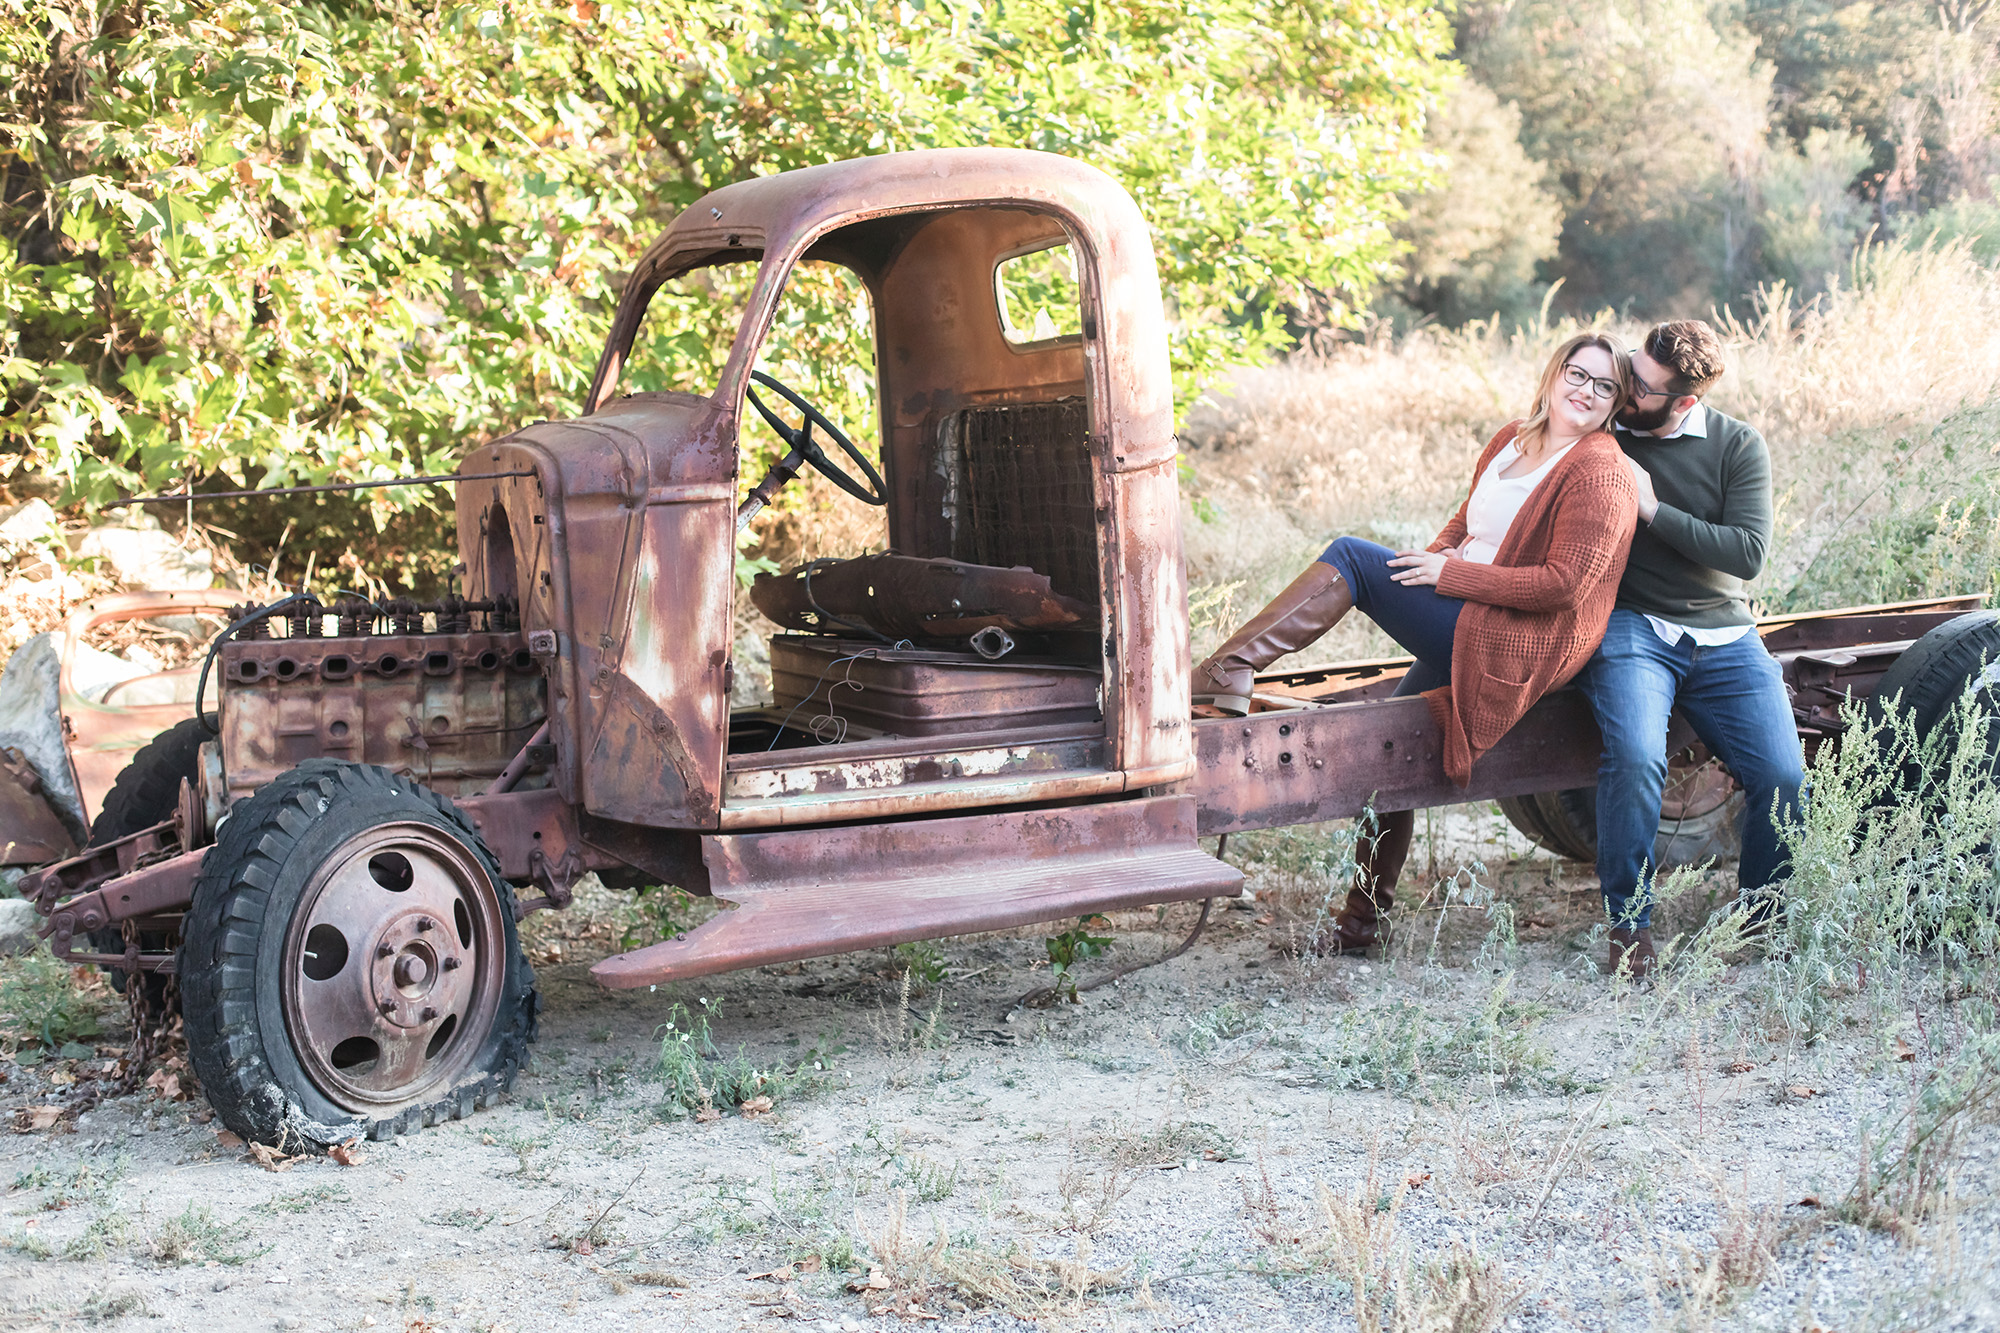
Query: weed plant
[[1763, 694, 2000, 1045], [0, 951, 109, 1053], [655, 998, 826, 1117], [1295, 977, 1559, 1094]]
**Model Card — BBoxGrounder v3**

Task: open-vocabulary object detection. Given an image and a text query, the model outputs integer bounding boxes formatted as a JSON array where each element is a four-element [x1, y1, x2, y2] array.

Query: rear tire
[[1500, 748, 1743, 870], [1867, 611, 2000, 783], [87, 717, 208, 1014], [180, 761, 537, 1147]]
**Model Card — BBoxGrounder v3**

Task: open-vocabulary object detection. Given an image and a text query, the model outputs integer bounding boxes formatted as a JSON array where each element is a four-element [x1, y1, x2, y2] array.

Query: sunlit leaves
[[1, 0, 1449, 545]]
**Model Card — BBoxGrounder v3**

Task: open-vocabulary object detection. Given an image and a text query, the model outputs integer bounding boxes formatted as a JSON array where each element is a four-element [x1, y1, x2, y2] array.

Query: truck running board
[[589, 793, 1240, 988]]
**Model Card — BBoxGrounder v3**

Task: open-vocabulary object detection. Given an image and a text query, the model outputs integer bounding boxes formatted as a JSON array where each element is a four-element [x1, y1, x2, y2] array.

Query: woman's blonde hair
[[1515, 332, 1631, 455]]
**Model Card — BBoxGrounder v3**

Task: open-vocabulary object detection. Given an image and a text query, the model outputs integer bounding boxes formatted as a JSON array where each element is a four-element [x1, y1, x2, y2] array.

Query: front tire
[[180, 761, 536, 1147]]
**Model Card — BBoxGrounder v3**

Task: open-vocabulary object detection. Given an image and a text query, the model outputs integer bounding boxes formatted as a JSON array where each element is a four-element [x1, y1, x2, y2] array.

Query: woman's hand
[[1388, 550, 1450, 586]]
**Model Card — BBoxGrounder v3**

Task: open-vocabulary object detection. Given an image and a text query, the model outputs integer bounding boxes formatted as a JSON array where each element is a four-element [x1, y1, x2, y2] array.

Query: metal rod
[[486, 721, 552, 797], [107, 470, 536, 508]]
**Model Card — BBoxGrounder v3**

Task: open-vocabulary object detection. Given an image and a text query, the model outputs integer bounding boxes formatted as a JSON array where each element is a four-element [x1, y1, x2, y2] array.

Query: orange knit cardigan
[[1422, 422, 1638, 786]]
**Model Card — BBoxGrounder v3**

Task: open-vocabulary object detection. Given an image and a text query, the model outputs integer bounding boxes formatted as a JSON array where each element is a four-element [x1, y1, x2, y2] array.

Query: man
[[1579, 319, 1804, 977]]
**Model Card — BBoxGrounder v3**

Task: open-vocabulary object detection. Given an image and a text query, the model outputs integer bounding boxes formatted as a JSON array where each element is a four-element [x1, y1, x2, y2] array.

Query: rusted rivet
[[416, 918, 435, 933], [378, 999, 396, 1015], [442, 956, 462, 971], [420, 1007, 438, 1022]]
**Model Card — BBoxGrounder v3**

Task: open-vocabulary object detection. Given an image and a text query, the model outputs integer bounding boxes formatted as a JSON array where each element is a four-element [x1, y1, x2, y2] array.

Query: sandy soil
[[3, 809, 1996, 1333]]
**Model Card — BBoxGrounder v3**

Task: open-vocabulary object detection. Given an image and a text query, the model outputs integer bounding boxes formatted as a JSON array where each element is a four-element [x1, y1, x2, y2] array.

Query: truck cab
[[445, 149, 1239, 986]]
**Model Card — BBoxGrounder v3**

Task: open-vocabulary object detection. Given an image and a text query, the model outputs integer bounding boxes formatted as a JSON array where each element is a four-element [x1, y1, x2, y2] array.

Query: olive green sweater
[[1611, 405, 1772, 628]]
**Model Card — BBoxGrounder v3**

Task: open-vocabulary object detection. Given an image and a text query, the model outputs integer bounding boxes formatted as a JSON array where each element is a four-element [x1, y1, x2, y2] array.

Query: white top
[[1460, 439, 1575, 564], [1623, 404, 1754, 648]]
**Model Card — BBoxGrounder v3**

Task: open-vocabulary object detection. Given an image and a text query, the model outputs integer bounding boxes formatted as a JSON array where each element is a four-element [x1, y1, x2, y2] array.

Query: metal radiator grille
[[948, 398, 1099, 607]]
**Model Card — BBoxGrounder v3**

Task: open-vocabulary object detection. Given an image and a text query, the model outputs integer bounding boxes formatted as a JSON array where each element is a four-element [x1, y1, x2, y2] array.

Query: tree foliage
[[0, 0, 1451, 578]]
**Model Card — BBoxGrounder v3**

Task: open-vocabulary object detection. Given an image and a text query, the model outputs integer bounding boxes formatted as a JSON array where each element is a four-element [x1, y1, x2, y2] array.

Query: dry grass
[[1243, 1154, 1525, 1332], [853, 1190, 1129, 1323]]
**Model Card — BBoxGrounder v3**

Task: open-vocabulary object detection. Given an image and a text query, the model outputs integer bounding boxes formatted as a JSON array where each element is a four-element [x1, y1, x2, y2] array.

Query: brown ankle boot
[[1607, 926, 1656, 979], [1325, 809, 1414, 954], [1194, 562, 1354, 715]]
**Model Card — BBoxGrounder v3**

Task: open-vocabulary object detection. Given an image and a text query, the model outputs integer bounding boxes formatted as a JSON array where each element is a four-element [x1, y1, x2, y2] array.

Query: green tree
[[1457, 0, 1775, 313], [0, 0, 1452, 583], [1385, 77, 1565, 328]]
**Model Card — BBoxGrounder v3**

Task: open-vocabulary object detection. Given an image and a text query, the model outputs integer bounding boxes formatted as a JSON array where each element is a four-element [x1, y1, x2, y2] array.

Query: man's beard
[[1616, 399, 1677, 432]]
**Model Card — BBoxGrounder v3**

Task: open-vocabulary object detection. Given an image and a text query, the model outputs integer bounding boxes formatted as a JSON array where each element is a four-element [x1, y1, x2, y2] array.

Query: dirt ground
[[2, 807, 1996, 1333]]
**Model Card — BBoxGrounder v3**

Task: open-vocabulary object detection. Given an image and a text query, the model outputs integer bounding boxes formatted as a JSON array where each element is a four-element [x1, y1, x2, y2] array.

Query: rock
[[67, 641, 154, 703], [76, 525, 213, 590], [0, 897, 39, 956], [0, 634, 86, 843], [0, 499, 58, 551]]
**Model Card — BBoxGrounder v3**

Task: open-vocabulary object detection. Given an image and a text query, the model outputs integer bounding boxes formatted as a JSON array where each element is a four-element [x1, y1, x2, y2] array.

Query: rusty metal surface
[[749, 554, 1095, 640], [27, 835, 202, 972], [451, 150, 1189, 838], [591, 793, 1239, 988], [56, 591, 244, 827], [0, 747, 75, 866], [219, 627, 543, 801], [765, 637, 1101, 740], [1196, 690, 1623, 836]]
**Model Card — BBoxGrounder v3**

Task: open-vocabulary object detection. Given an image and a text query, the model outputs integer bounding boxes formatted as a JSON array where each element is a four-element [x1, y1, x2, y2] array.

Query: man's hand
[[1389, 550, 1449, 587], [1628, 458, 1660, 523]]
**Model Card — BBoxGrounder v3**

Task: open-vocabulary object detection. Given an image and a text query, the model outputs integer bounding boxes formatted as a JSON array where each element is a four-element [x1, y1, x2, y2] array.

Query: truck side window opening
[[619, 263, 761, 396], [995, 244, 1083, 345], [741, 260, 886, 565]]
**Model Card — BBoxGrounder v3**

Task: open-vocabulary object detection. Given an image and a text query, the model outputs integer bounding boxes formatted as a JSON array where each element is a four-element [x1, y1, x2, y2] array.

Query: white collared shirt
[[1625, 403, 1754, 647]]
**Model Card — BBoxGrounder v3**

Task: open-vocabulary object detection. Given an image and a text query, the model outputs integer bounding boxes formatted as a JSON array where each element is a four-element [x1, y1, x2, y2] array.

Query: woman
[[1194, 332, 1639, 953]]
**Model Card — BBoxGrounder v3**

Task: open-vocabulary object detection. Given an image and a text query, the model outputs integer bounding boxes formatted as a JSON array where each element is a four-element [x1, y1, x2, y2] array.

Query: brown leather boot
[[1324, 809, 1414, 954], [1608, 926, 1656, 979], [1194, 562, 1354, 715]]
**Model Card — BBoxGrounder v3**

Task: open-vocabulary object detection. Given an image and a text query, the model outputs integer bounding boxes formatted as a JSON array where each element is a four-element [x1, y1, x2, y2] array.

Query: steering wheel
[[744, 371, 887, 506]]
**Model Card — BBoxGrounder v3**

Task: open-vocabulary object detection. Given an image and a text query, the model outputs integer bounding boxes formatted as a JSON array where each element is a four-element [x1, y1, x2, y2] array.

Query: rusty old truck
[[16, 148, 1996, 1147]]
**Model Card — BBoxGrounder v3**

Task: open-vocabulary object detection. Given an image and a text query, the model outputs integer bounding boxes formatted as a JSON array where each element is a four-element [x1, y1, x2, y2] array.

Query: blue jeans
[[1576, 609, 1804, 928], [1318, 537, 1463, 686]]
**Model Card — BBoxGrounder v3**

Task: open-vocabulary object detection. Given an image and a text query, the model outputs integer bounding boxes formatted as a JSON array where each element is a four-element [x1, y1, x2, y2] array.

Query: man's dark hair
[[1642, 320, 1726, 398]]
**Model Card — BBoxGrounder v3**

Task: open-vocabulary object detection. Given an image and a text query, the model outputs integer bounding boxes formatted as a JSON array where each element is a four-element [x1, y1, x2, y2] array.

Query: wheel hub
[[281, 822, 506, 1111], [372, 918, 459, 1026]]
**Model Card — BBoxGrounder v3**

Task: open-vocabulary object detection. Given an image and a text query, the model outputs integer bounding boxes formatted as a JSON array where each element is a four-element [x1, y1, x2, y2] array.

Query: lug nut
[[378, 999, 396, 1016], [416, 918, 435, 933], [420, 1007, 438, 1022], [442, 956, 461, 971], [377, 943, 395, 958]]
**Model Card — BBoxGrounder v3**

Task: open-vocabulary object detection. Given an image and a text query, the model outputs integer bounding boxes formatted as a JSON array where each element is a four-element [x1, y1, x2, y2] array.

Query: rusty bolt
[[420, 1007, 438, 1022], [442, 956, 462, 971], [416, 918, 435, 933], [377, 942, 395, 958], [378, 998, 396, 1016]]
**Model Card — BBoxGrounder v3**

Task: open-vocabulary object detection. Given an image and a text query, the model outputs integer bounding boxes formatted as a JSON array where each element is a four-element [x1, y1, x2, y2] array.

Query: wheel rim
[[281, 821, 507, 1112]]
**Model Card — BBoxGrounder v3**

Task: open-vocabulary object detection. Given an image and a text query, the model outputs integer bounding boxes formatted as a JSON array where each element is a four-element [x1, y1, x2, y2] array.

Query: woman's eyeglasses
[[1560, 363, 1620, 401]]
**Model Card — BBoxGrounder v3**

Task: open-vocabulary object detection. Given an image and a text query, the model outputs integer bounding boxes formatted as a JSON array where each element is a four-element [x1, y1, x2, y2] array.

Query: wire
[[193, 592, 317, 735], [800, 558, 893, 643], [765, 640, 912, 751]]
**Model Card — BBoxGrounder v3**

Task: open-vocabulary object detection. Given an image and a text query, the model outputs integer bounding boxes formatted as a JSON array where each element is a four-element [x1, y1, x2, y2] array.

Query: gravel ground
[[3, 808, 1997, 1332]]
